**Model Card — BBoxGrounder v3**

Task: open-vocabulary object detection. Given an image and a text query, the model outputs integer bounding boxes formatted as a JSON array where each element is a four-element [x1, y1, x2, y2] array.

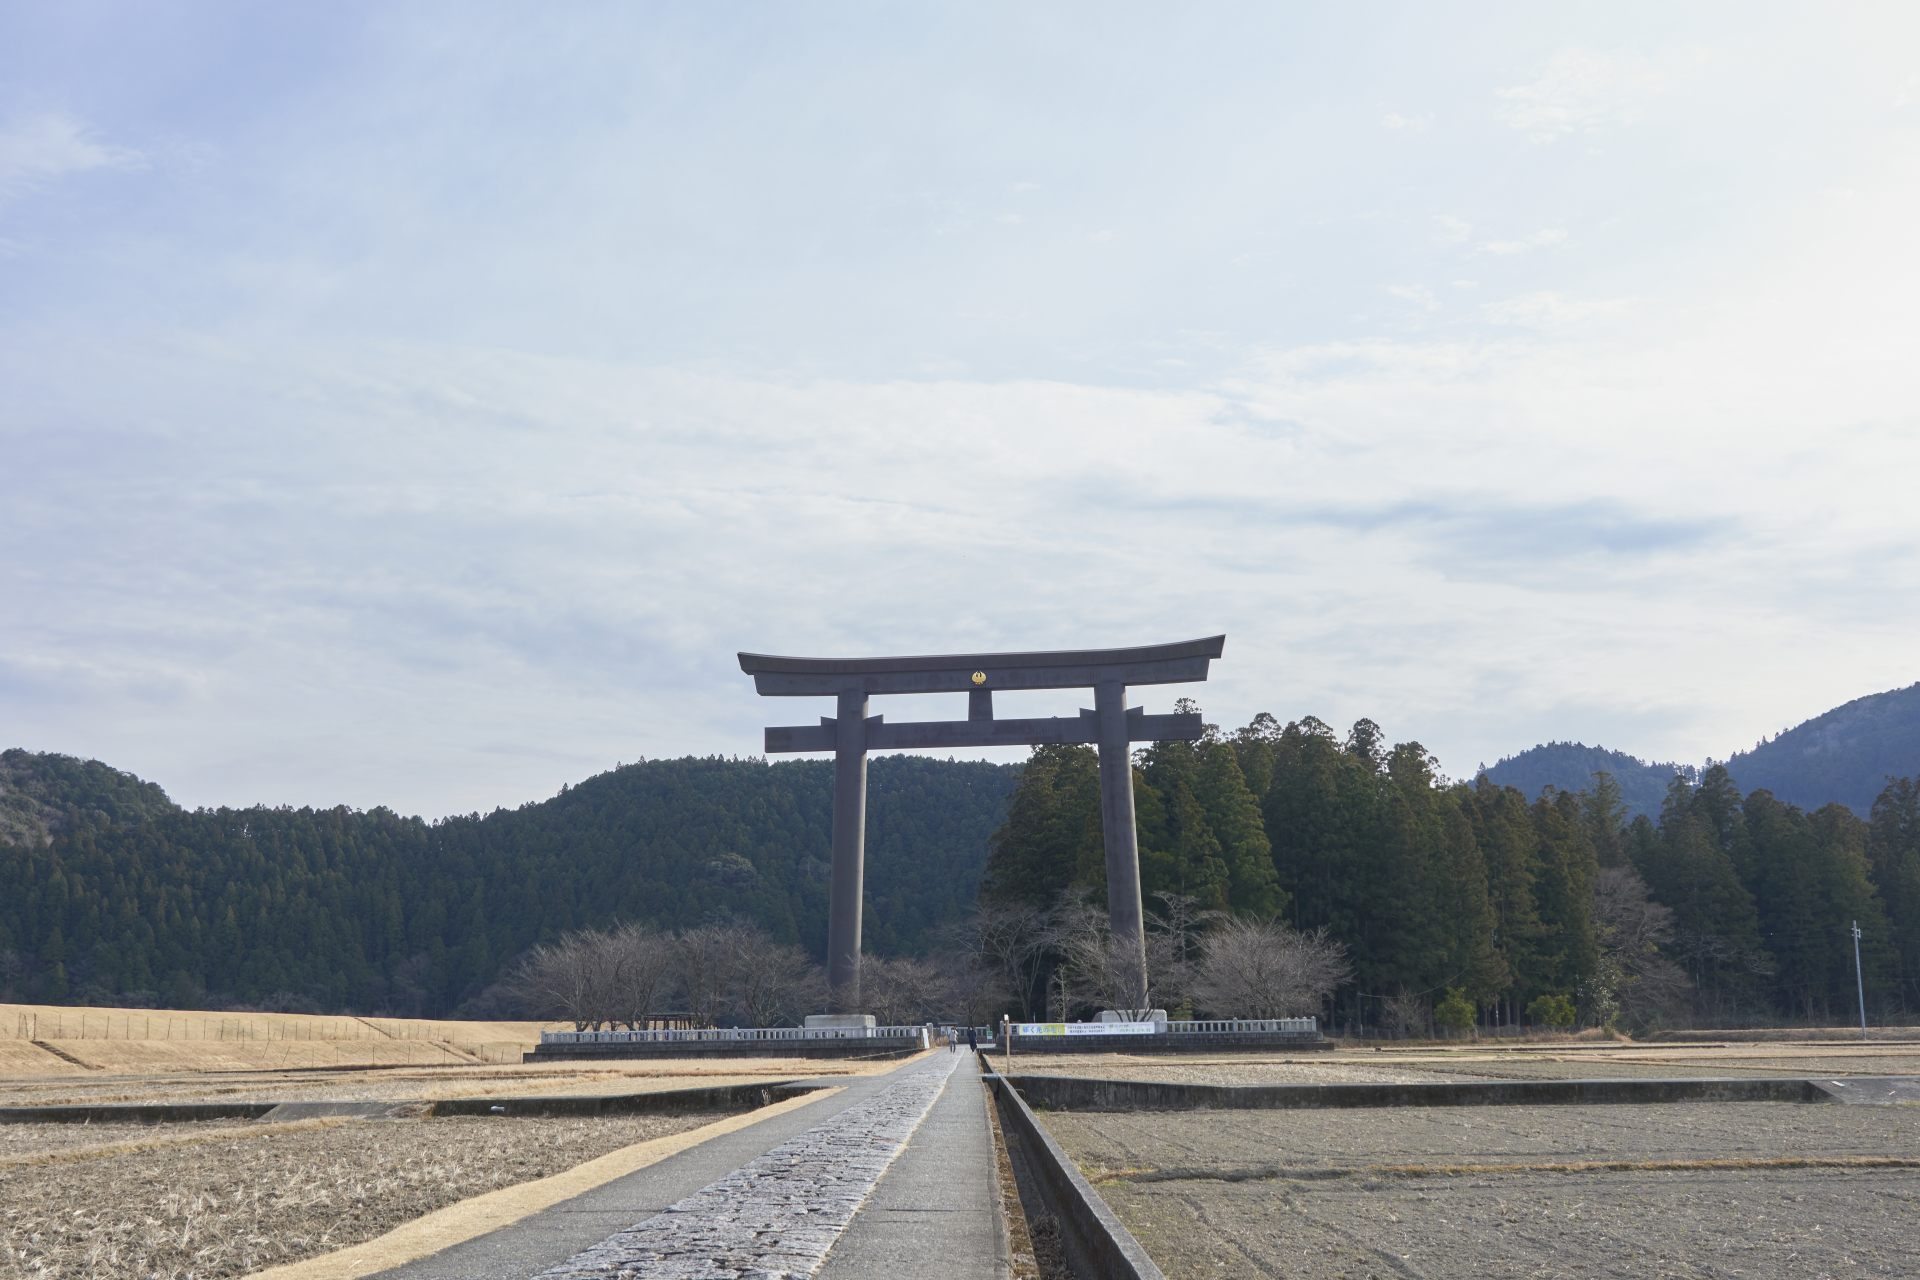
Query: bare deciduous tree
[[861, 954, 948, 1025], [966, 902, 1050, 1019], [508, 932, 599, 1030], [605, 923, 677, 1030], [733, 930, 828, 1026], [1189, 919, 1351, 1020], [676, 923, 747, 1027], [1592, 865, 1692, 1030], [1049, 896, 1167, 1020]]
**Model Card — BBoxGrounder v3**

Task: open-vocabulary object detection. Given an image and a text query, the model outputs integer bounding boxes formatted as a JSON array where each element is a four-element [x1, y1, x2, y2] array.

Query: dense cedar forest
[[980, 712, 1920, 1030], [5, 679, 1920, 1028], [1485, 680, 1920, 819], [0, 751, 1016, 1015]]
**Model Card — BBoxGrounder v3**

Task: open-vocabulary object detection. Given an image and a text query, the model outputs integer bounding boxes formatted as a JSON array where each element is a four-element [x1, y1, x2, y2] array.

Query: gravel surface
[[0, 1110, 735, 1279], [1047, 1104, 1920, 1279]]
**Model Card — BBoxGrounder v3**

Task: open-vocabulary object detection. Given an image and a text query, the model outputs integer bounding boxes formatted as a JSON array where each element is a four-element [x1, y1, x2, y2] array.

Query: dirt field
[[0, 1110, 735, 1279], [1005, 1040, 1920, 1088], [1045, 1103, 1920, 1278], [0, 1018, 912, 1278]]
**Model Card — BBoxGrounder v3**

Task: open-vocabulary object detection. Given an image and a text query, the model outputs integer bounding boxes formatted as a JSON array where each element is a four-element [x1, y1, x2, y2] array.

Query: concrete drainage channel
[[984, 1063, 1165, 1280]]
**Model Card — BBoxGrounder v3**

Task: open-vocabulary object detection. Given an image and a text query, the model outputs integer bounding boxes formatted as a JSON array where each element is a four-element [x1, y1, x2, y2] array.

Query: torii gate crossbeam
[[739, 635, 1225, 1015]]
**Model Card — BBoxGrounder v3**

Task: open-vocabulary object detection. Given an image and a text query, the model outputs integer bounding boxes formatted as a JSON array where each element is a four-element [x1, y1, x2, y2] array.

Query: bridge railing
[[539, 1025, 930, 1045]]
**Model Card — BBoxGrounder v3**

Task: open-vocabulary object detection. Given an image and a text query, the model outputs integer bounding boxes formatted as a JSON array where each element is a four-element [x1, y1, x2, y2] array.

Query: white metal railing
[[1165, 1017, 1318, 1035], [540, 1025, 930, 1045]]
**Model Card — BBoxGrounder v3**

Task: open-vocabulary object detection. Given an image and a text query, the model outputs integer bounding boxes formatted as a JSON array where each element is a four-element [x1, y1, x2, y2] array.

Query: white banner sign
[[1013, 1021, 1159, 1037]]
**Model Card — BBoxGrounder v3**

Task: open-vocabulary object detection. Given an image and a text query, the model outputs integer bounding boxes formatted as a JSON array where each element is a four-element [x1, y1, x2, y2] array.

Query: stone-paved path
[[533, 1051, 963, 1279], [370, 1049, 1000, 1280]]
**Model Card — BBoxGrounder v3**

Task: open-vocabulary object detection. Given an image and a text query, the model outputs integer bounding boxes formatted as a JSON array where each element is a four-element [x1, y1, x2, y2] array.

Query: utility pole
[[1852, 920, 1868, 1040]]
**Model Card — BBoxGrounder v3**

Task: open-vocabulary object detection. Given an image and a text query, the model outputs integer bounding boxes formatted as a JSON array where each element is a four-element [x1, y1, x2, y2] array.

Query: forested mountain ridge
[[1480, 742, 1690, 818], [0, 749, 178, 847], [1483, 679, 1920, 817], [1726, 682, 1920, 816], [0, 753, 1017, 1015]]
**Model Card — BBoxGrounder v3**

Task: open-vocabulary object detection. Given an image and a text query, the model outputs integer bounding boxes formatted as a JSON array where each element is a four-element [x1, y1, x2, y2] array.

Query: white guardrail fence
[[1010, 1017, 1318, 1037], [1168, 1018, 1317, 1034], [540, 1026, 931, 1046]]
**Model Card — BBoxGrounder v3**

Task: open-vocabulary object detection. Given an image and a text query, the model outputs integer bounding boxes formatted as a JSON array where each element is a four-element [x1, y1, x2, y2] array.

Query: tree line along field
[[981, 713, 1920, 1031], [6, 711, 1920, 1034]]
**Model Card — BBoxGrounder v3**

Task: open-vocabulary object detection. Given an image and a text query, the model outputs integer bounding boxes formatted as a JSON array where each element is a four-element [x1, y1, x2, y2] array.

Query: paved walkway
[[370, 1048, 1005, 1280]]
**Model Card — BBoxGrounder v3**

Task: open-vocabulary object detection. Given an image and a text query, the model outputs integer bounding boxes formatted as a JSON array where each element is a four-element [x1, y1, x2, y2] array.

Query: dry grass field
[[0, 1002, 557, 1074]]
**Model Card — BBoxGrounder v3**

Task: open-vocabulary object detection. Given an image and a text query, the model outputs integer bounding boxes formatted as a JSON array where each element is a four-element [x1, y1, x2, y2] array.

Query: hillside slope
[[0, 749, 178, 847], [1724, 682, 1920, 814], [1479, 742, 1691, 818], [0, 754, 1018, 1015]]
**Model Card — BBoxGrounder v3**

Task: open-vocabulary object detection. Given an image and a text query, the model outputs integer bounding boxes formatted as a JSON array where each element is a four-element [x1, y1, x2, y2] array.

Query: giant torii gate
[[738, 635, 1225, 1015]]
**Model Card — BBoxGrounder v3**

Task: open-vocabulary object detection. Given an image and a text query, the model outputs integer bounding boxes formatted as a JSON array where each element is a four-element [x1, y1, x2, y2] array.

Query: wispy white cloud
[[1495, 49, 1669, 143], [1381, 109, 1433, 133], [1480, 291, 1633, 330], [4, 5, 1919, 813], [0, 109, 144, 204], [1386, 283, 1440, 312], [1478, 227, 1567, 256], [1432, 214, 1473, 245]]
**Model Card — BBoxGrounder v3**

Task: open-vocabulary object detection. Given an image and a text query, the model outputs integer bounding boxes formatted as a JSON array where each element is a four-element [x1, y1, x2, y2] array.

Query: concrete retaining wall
[[0, 1102, 275, 1124], [430, 1080, 819, 1117], [986, 1070, 1165, 1280], [1007, 1074, 1830, 1112], [525, 1038, 927, 1062]]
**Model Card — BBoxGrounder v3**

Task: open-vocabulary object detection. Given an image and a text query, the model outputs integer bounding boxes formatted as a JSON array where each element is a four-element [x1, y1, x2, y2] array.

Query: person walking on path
[[965, 1026, 978, 1053]]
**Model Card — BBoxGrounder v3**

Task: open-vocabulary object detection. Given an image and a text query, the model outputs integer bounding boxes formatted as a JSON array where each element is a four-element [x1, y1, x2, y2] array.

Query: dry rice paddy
[[0, 1111, 733, 1279]]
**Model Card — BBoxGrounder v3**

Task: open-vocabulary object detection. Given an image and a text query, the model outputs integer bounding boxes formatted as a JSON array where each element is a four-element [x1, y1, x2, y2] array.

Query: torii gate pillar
[[740, 636, 1225, 1015]]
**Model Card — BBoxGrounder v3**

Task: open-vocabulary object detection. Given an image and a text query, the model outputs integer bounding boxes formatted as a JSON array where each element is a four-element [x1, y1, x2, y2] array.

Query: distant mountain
[[0, 749, 178, 847], [1724, 682, 1920, 816], [1483, 680, 1920, 817], [1480, 742, 1692, 819]]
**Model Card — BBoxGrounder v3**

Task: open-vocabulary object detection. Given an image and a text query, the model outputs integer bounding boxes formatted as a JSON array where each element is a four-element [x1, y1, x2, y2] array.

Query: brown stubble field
[[0, 1110, 736, 1279], [1030, 1038, 1920, 1279]]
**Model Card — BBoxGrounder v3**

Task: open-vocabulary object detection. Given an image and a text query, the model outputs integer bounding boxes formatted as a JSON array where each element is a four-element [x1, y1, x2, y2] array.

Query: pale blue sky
[[4, 2, 1917, 814]]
